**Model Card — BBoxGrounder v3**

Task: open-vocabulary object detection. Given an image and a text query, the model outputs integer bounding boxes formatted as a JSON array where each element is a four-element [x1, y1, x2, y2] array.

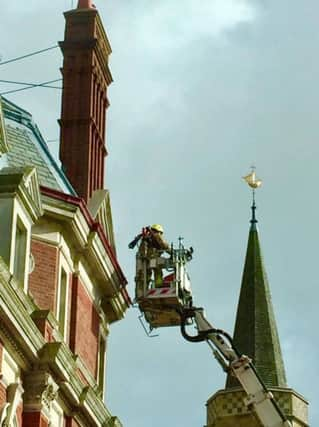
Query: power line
[[0, 45, 59, 67], [0, 79, 61, 89], [0, 79, 62, 96]]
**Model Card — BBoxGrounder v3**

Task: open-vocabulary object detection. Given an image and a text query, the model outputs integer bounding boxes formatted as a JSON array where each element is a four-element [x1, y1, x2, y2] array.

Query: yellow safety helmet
[[151, 224, 164, 233]]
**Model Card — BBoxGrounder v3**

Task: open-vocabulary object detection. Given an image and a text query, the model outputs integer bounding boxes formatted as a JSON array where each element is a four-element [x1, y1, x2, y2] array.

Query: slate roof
[[226, 213, 287, 389], [0, 96, 75, 195]]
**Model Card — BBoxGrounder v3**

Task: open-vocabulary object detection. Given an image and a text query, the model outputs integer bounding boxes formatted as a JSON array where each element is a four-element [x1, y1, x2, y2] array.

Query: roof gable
[[87, 189, 116, 254], [0, 166, 43, 221]]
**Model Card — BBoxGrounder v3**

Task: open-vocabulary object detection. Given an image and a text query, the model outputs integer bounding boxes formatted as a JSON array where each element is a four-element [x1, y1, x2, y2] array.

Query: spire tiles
[[226, 170, 287, 388]]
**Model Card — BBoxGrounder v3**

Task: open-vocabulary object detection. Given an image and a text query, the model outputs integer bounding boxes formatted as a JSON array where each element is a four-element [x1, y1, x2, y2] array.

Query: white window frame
[[10, 203, 31, 292], [56, 254, 71, 340], [1, 348, 20, 387], [49, 400, 64, 427]]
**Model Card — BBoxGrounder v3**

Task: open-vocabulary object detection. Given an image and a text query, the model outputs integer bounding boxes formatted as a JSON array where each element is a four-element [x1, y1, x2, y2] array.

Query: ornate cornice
[[39, 341, 119, 426], [0, 258, 119, 426], [0, 258, 44, 365], [39, 187, 130, 319], [23, 371, 59, 419]]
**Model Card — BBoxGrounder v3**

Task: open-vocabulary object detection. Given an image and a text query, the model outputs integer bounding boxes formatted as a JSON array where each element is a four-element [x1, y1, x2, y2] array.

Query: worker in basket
[[129, 224, 171, 288]]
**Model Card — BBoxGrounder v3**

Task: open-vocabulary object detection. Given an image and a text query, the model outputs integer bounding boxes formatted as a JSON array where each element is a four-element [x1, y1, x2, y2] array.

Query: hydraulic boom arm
[[180, 307, 292, 427]]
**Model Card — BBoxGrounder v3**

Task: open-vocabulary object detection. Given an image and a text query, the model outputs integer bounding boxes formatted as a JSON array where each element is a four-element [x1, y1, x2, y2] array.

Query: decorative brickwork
[[29, 240, 59, 312], [69, 275, 99, 377], [206, 388, 309, 427], [59, 6, 112, 201]]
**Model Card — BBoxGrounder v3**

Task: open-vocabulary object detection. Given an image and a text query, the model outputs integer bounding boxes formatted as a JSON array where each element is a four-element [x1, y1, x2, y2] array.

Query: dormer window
[[0, 167, 42, 292]]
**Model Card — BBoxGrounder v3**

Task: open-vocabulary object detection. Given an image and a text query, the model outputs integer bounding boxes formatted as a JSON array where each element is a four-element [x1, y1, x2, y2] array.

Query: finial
[[178, 236, 184, 249], [243, 166, 262, 228], [77, 0, 94, 9]]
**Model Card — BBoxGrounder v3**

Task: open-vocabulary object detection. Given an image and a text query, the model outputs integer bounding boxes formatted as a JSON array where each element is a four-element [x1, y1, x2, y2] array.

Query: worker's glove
[[185, 247, 194, 261], [128, 234, 142, 249]]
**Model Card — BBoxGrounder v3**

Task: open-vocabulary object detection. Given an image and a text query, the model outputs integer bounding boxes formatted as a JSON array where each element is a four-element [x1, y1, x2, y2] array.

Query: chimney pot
[[77, 0, 94, 8]]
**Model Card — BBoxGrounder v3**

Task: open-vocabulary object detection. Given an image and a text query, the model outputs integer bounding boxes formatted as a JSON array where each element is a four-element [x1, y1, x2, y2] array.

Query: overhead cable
[[0, 79, 62, 96], [0, 79, 61, 89], [0, 45, 59, 67]]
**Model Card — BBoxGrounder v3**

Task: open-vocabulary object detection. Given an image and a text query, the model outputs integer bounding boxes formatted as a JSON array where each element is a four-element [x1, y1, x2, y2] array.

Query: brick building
[[0, 1, 130, 426], [206, 202, 309, 426]]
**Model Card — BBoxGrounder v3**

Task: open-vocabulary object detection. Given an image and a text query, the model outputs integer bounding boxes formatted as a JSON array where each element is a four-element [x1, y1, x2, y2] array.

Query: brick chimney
[[59, 2, 113, 202]]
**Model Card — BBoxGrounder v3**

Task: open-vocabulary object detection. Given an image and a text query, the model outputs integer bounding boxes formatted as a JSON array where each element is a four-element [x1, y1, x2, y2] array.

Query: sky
[[0, 0, 318, 426]]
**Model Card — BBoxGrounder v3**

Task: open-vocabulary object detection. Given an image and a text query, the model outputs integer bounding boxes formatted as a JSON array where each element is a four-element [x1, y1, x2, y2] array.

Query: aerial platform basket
[[134, 240, 193, 329]]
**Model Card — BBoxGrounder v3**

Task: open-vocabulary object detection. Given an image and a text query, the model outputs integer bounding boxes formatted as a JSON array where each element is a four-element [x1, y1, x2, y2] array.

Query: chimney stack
[[59, 5, 112, 202]]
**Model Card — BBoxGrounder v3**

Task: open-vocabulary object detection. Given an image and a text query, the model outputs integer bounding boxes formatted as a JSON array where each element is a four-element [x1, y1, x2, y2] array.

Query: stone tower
[[206, 199, 309, 427]]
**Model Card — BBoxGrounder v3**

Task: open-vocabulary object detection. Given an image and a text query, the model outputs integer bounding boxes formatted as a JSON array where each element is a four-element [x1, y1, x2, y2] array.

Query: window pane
[[58, 269, 68, 337], [13, 218, 27, 284]]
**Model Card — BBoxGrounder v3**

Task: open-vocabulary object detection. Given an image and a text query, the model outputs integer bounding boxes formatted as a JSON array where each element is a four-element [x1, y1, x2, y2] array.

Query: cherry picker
[[130, 231, 292, 427]]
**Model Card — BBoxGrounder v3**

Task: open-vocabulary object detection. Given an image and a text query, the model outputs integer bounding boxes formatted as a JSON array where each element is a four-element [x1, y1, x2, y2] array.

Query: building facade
[[0, 1, 130, 426], [206, 203, 309, 427]]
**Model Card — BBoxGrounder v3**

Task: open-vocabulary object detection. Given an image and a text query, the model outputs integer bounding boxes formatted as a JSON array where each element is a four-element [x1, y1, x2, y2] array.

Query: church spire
[[206, 171, 309, 426], [226, 171, 287, 388]]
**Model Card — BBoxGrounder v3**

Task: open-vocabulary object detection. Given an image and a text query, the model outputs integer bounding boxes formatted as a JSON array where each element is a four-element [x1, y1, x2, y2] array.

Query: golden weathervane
[[243, 166, 262, 189]]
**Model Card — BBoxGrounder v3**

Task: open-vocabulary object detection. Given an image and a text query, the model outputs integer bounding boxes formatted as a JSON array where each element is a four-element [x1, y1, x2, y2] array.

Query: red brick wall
[[29, 240, 59, 312], [0, 382, 6, 409], [60, 9, 109, 202], [69, 275, 99, 377], [65, 417, 80, 427], [32, 318, 54, 342], [23, 412, 49, 427]]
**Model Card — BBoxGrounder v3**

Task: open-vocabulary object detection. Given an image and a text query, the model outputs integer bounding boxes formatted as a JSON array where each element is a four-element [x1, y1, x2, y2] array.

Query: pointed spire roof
[[226, 201, 287, 389]]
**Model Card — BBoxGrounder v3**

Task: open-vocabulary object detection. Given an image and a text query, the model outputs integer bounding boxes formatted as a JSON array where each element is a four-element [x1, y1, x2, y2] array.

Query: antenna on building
[[242, 165, 262, 226]]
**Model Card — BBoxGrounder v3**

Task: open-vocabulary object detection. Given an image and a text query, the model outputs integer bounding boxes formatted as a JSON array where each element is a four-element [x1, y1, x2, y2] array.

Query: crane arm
[[180, 307, 292, 427]]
